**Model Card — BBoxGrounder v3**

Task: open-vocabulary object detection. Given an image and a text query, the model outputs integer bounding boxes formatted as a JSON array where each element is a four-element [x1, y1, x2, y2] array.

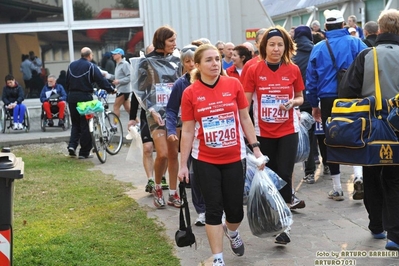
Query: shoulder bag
[[326, 39, 347, 86], [175, 181, 196, 248], [324, 47, 399, 166]]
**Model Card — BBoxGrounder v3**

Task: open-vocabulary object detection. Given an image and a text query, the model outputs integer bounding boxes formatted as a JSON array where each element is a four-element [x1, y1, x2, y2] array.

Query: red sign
[[246, 28, 260, 40]]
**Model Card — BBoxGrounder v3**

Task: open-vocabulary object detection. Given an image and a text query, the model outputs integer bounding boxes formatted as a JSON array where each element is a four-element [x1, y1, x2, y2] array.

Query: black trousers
[[363, 165, 399, 243], [258, 133, 298, 203], [192, 159, 245, 226], [320, 97, 340, 175], [68, 101, 92, 156]]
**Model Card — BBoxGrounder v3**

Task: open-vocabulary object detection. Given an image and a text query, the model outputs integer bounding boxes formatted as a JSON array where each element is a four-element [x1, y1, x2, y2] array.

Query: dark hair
[[325, 22, 343, 31], [152, 25, 176, 50], [312, 32, 325, 44], [259, 25, 296, 64], [233, 45, 252, 65], [364, 21, 378, 35], [5, 74, 14, 82], [21, 54, 29, 62]]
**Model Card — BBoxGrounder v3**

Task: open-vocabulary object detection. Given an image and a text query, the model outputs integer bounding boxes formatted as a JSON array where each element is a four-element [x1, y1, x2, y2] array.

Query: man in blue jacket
[[39, 74, 67, 127], [306, 9, 367, 201], [66, 47, 115, 159]]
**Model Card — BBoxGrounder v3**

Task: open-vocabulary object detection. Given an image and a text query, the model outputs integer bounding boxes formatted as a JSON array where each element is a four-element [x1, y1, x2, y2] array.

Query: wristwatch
[[250, 141, 261, 149]]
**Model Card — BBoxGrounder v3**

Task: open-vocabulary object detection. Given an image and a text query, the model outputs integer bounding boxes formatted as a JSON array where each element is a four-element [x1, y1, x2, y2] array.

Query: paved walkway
[[1, 111, 397, 266]]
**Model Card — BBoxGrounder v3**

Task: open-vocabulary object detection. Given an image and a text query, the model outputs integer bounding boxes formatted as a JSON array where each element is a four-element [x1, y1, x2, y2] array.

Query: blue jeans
[[12, 104, 26, 123]]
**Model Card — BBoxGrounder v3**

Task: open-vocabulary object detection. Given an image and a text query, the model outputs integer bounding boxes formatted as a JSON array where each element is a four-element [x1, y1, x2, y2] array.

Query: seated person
[[39, 74, 67, 126], [1, 74, 26, 130]]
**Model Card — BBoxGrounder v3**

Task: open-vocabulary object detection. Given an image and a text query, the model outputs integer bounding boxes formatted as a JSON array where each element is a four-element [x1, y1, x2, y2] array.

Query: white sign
[[111, 10, 139, 18]]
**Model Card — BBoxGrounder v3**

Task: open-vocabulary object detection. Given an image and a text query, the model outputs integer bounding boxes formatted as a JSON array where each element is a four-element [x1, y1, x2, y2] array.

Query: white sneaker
[[13, 123, 19, 130], [18, 123, 23, 130], [212, 258, 225, 266], [195, 212, 205, 226]]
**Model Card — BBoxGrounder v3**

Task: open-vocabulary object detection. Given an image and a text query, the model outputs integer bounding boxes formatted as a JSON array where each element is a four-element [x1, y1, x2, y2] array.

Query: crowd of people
[[4, 7, 399, 266]]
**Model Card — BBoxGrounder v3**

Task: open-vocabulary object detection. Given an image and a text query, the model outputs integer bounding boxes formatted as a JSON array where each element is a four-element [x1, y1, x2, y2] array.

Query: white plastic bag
[[126, 125, 143, 163], [244, 152, 287, 205], [295, 124, 310, 163], [247, 168, 293, 238]]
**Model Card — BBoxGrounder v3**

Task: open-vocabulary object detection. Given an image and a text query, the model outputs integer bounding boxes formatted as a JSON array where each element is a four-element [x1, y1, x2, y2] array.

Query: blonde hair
[[190, 44, 225, 83], [259, 25, 296, 65], [378, 9, 399, 35]]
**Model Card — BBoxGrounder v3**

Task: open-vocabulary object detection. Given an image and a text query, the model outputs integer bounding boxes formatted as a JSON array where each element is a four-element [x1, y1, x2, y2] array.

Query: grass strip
[[8, 145, 179, 266]]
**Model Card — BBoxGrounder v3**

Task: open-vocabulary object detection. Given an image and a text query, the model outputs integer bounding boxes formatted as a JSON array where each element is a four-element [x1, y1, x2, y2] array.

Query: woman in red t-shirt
[[243, 25, 304, 245], [226, 45, 252, 83], [178, 44, 265, 266]]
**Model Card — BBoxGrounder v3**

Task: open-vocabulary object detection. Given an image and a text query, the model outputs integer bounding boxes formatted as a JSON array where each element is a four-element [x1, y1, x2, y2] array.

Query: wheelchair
[[0, 105, 30, 133], [40, 99, 70, 132]]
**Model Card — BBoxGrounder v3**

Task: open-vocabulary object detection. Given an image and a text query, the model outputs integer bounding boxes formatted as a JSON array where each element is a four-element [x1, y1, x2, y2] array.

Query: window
[[0, 0, 143, 98]]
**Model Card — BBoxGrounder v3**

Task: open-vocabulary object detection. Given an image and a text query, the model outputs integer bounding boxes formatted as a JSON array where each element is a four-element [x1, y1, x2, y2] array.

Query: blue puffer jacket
[[306, 28, 367, 107]]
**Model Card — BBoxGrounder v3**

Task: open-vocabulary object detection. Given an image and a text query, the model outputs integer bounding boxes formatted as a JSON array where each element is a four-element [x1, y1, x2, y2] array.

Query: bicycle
[[84, 90, 123, 163]]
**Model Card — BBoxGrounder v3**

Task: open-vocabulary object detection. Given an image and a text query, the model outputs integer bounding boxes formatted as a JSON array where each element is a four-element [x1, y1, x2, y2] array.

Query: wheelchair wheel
[[41, 109, 47, 132], [63, 106, 71, 130], [104, 112, 123, 155], [24, 108, 30, 132], [0, 108, 5, 133]]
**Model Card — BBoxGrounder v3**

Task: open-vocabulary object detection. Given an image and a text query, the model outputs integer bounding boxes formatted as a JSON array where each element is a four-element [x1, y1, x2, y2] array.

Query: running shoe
[[352, 177, 364, 200], [328, 190, 344, 201], [223, 224, 244, 256], [303, 173, 315, 184], [167, 192, 181, 208], [290, 194, 306, 209], [145, 179, 155, 193], [275, 231, 291, 245], [161, 176, 169, 190], [195, 213, 205, 226], [212, 258, 225, 266], [152, 186, 165, 208], [323, 166, 331, 175]]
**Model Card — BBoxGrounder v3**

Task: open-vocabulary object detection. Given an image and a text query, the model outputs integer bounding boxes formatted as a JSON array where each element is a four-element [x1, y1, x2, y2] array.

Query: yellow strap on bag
[[373, 47, 382, 112]]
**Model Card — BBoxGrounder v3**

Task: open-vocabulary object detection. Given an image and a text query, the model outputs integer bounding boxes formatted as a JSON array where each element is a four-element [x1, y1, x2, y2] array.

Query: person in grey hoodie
[[110, 48, 131, 117]]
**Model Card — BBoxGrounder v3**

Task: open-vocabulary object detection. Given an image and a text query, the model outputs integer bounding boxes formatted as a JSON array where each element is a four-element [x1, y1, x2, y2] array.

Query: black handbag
[[326, 39, 347, 87], [175, 181, 196, 248]]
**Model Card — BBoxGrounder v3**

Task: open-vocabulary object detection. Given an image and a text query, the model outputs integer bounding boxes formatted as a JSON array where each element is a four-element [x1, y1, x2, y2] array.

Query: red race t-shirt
[[243, 61, 304, 138], [181, 76, 249, 164]]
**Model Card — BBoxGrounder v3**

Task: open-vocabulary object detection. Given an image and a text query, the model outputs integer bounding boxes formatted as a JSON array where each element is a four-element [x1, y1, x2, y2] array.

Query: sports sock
[[227, 228, 238, 238], [213, 252, 223, 261], [331, 174, 342, 191], [353, 166, 362, 179]]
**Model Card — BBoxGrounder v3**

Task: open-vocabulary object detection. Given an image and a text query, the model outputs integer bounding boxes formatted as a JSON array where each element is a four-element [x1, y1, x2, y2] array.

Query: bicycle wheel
[[104, 112, 123, 155], [90, 115, 107, 163], [0, 108, 5, 133]]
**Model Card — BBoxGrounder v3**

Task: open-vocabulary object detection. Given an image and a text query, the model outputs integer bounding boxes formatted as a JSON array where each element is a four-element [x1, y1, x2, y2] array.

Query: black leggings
[[192, 159, 245, 226], [258, 133, 298, 203]]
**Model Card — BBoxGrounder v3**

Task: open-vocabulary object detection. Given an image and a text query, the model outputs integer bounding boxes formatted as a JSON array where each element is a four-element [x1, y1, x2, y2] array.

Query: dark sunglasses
[[181, 46, 197, 53]]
